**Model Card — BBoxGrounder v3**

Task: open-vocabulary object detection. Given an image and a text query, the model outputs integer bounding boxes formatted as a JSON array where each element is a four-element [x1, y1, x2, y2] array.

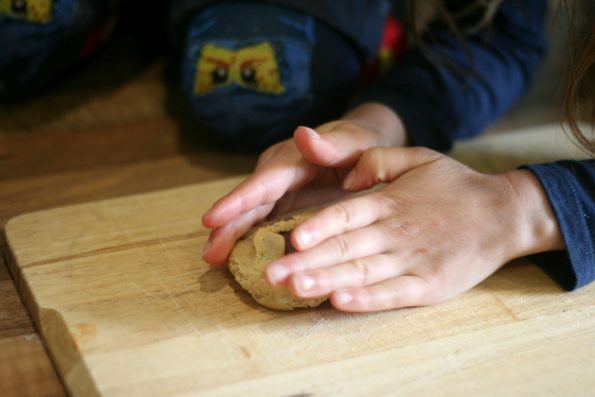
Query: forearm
[[349, 0, 547, 151]]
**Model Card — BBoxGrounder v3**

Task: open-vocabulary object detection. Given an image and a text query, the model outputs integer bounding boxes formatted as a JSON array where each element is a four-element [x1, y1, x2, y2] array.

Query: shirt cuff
[[522, 161, 595, 290]]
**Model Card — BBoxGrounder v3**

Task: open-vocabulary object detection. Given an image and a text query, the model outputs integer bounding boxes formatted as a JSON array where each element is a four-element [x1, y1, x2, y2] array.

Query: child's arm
[[520, 160, 595, 291], [349, 0, 547, 151]]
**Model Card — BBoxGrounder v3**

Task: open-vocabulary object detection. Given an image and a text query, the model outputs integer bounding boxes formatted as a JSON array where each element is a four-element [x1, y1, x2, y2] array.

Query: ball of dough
[[228, 212, 327, 310]]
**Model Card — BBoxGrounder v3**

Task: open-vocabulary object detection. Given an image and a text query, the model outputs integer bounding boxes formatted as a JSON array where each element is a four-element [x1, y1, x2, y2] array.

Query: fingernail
[[334, 291, 353, 305], [297, 275, 316, 291], [296, 230, 311, 247], [301, 126, 320, 140], [343, 170, 356, 189], [267, 263, 289, 284]]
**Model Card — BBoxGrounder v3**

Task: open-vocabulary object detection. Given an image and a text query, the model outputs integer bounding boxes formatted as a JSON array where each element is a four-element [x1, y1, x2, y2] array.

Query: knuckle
[[412, 146, 441, 161], [328, 235, 351, 260], [349, 259, 371, 286], [382, 219, 419, 241], [257, 145, 278, 165], [255, 180, 275, 203], [396, 222, 415, 238], [419, 273, 447, 304], [376, 194, 403, 216], [283, 254, 305, 273], [387, 289, 408, 309], [362, 147, 384, 166], [386, 278, 428, 309], [411, 146, 432, 156], [330, 202, 352, 229], [367, 146, 385, 159], [368, 149, 387, 179]]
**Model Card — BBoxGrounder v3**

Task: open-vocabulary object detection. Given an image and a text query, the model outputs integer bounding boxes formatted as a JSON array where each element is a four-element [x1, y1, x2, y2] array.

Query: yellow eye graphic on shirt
[[0, 0, 52, 23], [194, 42, 285, 96]]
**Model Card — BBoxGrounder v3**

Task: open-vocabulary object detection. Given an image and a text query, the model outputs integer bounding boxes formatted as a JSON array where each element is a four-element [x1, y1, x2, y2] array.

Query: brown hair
[[563, 1, 595, 154]]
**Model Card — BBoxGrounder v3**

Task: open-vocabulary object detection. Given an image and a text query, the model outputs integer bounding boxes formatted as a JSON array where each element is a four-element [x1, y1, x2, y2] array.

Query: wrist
[[503, 170, 565, 258], [342, 102, 409, 147]]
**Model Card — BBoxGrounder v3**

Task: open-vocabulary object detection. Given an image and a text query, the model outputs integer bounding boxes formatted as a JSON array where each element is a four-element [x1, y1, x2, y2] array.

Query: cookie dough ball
[[228, 212, 327, 310]]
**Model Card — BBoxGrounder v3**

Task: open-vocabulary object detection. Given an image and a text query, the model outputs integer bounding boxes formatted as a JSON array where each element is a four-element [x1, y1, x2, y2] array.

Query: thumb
[[293, 123, 384, 168], [342, 147, 443, 191]]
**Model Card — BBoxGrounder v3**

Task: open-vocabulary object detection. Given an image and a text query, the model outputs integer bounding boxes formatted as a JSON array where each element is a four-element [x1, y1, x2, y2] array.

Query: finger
[[269, 186, 349, 218], [330, 276, 431, 312], [203, 202, 275, 266], [203, 123, 383, 229], [202, 157, 316, 229], [293, 124, 383, 169], [342, 147, 443, 191], [255, 140, 284, 168], [288, 254, 406, 298], [291, 193, 389, 250], [266, 223, 392, 285]]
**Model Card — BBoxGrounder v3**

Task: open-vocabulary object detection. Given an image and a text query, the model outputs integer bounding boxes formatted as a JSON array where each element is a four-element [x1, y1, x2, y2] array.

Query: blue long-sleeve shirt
[[351, 0, 548, 150], [170, 0, 594, 290], [524, 161, 595, 290]]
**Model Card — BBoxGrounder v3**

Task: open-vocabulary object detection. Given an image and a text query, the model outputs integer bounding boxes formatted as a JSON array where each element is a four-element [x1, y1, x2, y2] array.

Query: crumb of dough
[[228, 211, 327, 310]]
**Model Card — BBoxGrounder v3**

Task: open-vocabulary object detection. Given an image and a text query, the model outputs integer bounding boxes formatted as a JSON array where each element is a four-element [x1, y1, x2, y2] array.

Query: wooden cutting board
[[3, 125, 595, 396]]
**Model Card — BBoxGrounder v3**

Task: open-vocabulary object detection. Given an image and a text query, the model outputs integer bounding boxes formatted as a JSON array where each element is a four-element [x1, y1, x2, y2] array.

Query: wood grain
[[0, 335, 66, 397], [1, 252, 66, 397], [0, 32, 257, 397], [0, 6, 590, 394], [4, 140, 594, 396]]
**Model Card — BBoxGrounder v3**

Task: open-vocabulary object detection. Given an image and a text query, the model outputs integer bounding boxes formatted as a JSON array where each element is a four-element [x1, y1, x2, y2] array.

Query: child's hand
[[202, 103, 407, 266], [265, 147, 565, 312]]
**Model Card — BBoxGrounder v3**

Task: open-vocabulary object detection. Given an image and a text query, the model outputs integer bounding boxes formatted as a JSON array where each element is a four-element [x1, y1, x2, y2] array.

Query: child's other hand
[[264, 147, 564, 312], [202, 103, 406, 266]]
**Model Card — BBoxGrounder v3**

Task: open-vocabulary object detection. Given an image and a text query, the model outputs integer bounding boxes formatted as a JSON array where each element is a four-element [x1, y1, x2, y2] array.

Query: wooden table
[[0, 36, 259, 397], [0, 29, 574, 397]]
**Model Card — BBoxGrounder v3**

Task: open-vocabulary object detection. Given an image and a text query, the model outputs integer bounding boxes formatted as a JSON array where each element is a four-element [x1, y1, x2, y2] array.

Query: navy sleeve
[[350, 0, 547, 151], [523, 160, 595, 290]]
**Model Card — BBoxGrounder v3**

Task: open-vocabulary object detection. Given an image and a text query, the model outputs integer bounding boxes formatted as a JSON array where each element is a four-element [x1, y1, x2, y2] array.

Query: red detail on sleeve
[[358, 15, 407, 86], [81, 17, 117, 60]]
